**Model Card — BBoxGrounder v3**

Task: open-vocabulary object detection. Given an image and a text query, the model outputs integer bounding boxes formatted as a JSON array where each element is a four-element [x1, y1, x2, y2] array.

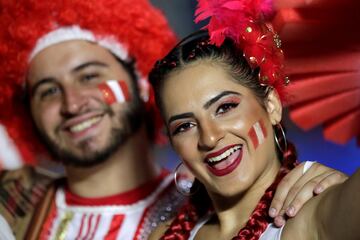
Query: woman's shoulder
[[280, 186, 335, 240]]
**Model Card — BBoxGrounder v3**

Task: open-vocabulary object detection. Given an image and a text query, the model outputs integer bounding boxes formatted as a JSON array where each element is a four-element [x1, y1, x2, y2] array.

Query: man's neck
[[64, 126, 161, 198]]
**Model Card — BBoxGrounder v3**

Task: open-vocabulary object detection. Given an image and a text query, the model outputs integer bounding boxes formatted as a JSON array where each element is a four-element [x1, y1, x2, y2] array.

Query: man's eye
[[39, 86, 60, 100], [216, 102, 239, 115], [172, 122, 195, 135]]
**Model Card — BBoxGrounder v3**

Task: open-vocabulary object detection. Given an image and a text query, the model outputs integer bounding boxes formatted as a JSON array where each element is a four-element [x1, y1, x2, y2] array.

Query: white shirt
[[39, 172, 185, 240]]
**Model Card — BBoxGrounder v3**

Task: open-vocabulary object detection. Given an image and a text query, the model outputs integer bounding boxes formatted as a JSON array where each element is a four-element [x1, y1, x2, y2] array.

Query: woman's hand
[[269, 161, 348, 227]]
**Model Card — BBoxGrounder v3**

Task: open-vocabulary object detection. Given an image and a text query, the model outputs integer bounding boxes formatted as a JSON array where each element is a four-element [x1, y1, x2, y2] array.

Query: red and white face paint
[[248, 120, 267, 149], [98, 80, 130, 105]]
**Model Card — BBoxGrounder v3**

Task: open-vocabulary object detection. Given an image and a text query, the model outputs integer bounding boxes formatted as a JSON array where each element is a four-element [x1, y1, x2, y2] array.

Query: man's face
[[27, 40, 143, 167]]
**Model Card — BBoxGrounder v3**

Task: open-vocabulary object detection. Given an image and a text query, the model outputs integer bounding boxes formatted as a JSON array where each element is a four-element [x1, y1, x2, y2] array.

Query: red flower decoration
[[195, 0, 288, 100]]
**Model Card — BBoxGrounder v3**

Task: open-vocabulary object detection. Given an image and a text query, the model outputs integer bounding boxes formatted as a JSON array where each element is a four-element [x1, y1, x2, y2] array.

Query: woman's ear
[[265, 88, 282, 125]]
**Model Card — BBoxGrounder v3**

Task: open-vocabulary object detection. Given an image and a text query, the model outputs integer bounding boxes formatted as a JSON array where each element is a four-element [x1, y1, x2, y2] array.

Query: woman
[[148, 1, 359, 239]]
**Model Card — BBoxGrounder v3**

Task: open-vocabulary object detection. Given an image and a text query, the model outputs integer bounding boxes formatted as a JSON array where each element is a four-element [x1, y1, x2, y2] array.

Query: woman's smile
[[205, 144, 243, 176]]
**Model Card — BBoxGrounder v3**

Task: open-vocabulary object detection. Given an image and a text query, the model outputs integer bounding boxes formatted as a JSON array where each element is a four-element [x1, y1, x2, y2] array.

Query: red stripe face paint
[[248, 120, 267, 149], [98, 80, 130, 105]]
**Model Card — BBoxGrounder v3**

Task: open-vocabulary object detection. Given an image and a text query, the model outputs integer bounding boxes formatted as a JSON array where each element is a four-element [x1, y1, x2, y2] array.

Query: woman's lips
[[205, 145, 243, 177]]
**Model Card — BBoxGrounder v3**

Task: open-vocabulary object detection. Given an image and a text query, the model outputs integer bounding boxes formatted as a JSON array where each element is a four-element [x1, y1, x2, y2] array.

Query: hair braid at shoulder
[[161, 182, 210, 240], [234, 139, 298, 239], [234, 169, 287, 240]]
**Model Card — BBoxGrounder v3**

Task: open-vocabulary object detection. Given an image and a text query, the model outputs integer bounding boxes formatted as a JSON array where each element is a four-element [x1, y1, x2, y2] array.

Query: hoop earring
[[174, 162, 198, 196], [274, 123, 288, 154]]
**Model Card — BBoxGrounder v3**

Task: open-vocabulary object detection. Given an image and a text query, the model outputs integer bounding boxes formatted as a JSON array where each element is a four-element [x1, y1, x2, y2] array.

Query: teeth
[[208, 146, 241, 163], [69, 116, 101, 133]]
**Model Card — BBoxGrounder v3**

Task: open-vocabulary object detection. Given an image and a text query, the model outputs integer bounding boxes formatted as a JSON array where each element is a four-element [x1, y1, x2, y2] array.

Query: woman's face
[[161, 61, 281, 197]]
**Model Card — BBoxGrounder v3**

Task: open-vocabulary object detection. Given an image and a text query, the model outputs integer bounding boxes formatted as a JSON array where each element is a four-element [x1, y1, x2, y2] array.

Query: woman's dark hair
[[149, 30, 298, 239], [150, 30, 270, 115]]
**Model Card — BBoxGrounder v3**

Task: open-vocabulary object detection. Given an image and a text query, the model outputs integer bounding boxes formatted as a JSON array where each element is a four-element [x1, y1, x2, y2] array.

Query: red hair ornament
[[195, 0, 289, 101]]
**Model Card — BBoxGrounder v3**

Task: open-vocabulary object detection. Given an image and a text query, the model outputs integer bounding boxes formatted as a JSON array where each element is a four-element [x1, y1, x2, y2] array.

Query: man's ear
[[265, 88, 282, 125]]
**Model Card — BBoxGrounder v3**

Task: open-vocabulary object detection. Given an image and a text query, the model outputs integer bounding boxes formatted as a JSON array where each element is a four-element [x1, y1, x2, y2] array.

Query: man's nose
[[60, 87, 88, 116]]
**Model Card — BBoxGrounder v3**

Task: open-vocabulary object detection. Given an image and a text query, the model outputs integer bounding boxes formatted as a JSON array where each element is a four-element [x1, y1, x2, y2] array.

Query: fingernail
[[315, 186, 324, 194], [287, 206, 295, 216], [269, 207, 277, 217]]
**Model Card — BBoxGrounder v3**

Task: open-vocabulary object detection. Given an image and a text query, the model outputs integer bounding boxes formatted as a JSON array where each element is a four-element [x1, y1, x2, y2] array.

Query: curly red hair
[[0, 0, 176, 166]]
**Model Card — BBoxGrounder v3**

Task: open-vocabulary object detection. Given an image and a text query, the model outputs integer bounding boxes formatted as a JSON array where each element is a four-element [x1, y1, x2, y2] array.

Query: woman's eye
[[172, 122, 195, 135], [216, 102, 239, 115]]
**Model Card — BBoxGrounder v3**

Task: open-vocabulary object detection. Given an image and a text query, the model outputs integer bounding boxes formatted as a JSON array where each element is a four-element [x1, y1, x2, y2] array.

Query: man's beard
[[37, 98, 144, 168]]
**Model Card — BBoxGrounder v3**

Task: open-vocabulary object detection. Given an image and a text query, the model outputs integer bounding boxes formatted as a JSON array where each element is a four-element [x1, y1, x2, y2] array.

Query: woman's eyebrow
[[168, 112, 195, 125], [203, 91, 240, 109]]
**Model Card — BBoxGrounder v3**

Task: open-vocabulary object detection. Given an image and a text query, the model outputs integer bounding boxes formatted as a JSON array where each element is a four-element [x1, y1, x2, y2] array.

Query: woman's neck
[[207, 158, 281, 238]]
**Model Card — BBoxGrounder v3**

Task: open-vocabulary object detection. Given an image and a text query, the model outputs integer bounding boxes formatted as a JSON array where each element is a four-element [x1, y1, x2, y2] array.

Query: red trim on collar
[[65, 169, 170, 206]]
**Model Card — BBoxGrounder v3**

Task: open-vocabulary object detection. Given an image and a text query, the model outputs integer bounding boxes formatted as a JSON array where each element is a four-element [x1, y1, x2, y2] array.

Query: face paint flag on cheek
[[248, 120, 267, 149], [98, 80, 130, 105]]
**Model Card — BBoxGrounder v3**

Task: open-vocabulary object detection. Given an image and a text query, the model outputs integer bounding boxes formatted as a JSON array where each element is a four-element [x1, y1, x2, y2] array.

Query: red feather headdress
[[195, 0, 288, 101]]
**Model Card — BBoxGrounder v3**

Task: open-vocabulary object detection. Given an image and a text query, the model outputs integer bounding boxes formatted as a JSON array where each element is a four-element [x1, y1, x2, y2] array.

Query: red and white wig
[[0, 0, 176, 169]]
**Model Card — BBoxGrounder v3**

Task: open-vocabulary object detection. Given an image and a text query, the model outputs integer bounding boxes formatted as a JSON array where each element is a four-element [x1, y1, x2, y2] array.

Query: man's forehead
[[27, 40, 114, 79], [31, 40, 110, 62]]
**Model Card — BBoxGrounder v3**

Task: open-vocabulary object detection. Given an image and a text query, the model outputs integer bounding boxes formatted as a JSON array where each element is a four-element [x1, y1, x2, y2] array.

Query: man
[[0, 0, 347, 239], [0, 1, 184, 239]]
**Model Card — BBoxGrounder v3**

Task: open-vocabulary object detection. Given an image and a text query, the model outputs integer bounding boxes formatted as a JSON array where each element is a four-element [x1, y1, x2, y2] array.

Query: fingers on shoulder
[[314, 171, 348, 194]]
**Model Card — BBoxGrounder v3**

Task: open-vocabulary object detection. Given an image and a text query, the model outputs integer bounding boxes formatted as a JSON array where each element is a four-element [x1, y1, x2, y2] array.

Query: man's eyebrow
[[29, 61, 109, 96], [72, 61, 109, 72], [203, 91, 240, 109], [30, 78, 56, 97], [168, 112, 195, 125]]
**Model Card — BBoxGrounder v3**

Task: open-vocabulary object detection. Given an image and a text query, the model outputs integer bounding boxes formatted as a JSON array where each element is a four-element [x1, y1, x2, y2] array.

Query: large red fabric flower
[[273, 0, 360, 146]]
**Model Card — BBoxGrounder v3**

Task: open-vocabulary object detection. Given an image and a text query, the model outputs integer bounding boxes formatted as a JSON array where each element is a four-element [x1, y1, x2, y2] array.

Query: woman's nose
[[198, 119, 224, 151]]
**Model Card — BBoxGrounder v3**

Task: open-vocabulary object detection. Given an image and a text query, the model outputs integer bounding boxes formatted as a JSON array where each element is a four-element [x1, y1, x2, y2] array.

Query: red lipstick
[[205, 145, 243, 177]]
